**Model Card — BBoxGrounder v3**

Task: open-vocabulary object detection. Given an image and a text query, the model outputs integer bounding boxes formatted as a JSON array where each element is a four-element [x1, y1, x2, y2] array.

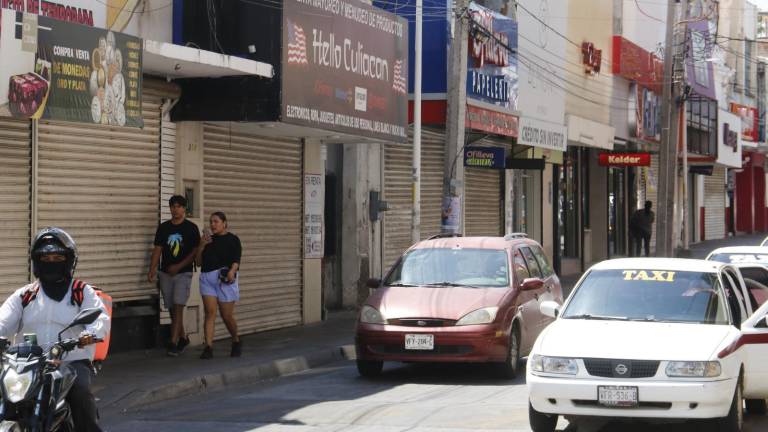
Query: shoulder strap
[[70, 279, 86, 307], [20, 284, 40, 308]]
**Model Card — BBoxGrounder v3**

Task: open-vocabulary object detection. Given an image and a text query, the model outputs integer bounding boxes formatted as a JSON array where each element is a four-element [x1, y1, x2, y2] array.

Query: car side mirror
[[366, 278, 382, 289], [540, 301, 561, 319], [520, 278, 544, 291]]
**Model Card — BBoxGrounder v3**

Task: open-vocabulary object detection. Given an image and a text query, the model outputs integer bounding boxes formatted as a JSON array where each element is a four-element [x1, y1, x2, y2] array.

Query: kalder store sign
[[465, 3, 518, 137], [281, 0, 408, 142], [0, 9, 143, 126]]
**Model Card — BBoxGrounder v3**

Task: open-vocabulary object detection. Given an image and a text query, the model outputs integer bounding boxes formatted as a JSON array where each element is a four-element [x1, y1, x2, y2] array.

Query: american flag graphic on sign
[[392, 60, 406, 94], [286, 20, 308, 65]]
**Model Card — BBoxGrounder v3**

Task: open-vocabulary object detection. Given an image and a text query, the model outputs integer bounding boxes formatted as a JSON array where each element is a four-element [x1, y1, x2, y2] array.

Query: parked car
[[707, 247, 768, 312], [355, 233, 563, 378], [707, 246, 768, 265], [527, 258, 768, 432]]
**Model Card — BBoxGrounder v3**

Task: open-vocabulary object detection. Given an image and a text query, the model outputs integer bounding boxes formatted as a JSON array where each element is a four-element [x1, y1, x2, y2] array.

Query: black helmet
[[31, 227, 78, 280]]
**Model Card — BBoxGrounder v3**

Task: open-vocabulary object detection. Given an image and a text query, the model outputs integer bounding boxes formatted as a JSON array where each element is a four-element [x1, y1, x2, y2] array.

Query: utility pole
[[656, 0, 681, 257], [441, 0, 470, 234], [411, 0, 423, 243]]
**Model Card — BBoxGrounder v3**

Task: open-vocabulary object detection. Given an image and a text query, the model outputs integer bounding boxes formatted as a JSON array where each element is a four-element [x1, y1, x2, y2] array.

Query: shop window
[[686, 97, 717, 157]]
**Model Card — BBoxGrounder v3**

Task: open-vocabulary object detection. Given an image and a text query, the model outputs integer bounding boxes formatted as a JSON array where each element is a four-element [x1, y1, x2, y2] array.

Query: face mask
[[36, 261, 70, 302]]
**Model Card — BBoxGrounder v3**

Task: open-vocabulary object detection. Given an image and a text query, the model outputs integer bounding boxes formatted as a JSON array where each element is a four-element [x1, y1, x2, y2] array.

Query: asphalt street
[[104, 358, 768, 432]]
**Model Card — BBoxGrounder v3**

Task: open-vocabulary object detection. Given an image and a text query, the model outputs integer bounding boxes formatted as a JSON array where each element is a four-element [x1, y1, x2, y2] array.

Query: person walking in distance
[[630, 201, 655, 257], [148, 195, 200, 356], [196, 211, 242, 359]]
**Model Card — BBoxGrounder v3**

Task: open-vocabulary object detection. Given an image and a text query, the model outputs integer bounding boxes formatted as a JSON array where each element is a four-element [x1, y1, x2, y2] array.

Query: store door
[[608, 167, 627, 257]]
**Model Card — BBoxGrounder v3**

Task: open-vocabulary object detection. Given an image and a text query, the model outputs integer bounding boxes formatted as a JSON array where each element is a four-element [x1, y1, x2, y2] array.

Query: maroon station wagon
[[355, 233, 563, 378]]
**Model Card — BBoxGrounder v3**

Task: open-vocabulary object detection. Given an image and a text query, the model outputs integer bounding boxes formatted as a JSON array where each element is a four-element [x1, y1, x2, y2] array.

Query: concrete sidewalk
[[95, 310, 357, 414]]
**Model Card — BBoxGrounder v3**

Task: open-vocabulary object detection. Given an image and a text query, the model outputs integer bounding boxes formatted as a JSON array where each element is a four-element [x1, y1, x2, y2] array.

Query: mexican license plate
[[598, 386, 638, 407], [404, 334, 434, 350]]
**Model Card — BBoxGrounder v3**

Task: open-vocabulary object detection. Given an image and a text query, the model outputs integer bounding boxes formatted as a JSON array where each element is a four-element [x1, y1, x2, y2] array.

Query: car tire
[[356, 359, 383, 378], [496, 326, 520, 379], [745, 398, 767, 415], [528, 401, 558, 432], [716, 378, 744, 432]]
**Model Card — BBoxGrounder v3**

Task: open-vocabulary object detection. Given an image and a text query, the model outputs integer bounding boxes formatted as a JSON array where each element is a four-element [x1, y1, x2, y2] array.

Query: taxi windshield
[[562, 269, 728, 325], [384, 248, 510, 288], [708, 253, 768, 265]]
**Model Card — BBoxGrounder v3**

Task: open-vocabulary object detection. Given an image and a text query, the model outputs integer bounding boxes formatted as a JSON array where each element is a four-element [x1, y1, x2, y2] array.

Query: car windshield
[[561, 269, 728, 325], [708, 253, 768, 265], [385, 248, 510, 288]]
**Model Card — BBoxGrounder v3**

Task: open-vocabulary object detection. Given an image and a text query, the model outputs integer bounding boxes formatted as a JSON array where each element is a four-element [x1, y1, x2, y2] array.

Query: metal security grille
[[203, 123, 303, 338], [0, 118, 31, 296], [704, 166, 726, 240], [465, 167, 503, 237], [36, 90, 162, 302], [647, 155, 659, 253]]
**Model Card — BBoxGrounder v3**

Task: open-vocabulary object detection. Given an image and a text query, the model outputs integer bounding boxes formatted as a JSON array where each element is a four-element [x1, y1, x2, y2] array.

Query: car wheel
[[746, 398, 767, 415], [496, 326, 520, 379], [356, 359, 383, 378], [717, 378, 744, 432], [528, 401, 558, 432]]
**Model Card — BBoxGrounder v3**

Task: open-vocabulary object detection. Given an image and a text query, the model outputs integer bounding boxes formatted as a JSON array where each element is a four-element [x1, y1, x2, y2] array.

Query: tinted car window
[[521, 247, 542, 278], [385, 248, 510, 287], [562, 269, 728, 325], [531, 246, 554, 277], [513, 250, 530, 285], [709, 253, 768, 264], [739, 267, 768, 309]]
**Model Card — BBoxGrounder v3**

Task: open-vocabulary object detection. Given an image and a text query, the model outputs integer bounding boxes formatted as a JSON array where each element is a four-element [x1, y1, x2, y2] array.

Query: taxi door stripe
[[718, 333, 768, 358]]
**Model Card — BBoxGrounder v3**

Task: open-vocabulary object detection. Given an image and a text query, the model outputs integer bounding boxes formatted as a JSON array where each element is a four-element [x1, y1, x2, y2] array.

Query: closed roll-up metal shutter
[[203, 124, 302, 337], [383, 128, 445, 270], [465, 167, 503, 236], [160, 114, 176, 222], [0, 118, 31, 295], [704, 166, 726, 240], [37, 92, 162, 302], [647, 155, 659, 253], [383, 140, 412, 270], [420, 129, 445, 240]]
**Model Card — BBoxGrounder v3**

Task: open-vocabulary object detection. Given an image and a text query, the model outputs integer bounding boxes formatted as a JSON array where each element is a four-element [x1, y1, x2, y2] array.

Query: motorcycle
[[0, 308, 103, 432]]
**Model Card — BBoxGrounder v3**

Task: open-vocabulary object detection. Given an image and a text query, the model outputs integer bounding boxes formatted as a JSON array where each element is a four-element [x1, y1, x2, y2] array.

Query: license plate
[[404, 334, 434, 350], [598, 386, 638, 407]]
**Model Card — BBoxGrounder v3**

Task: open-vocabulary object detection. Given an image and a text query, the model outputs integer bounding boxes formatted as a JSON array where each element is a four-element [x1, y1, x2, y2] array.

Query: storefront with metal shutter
[[0, 118, 31, 296], [382, 128, 445, 270], [704, 166, 726, 240], [646, 154, 659, 253], [35, 84, 165, 302], [203, 123, 303, 337], [465, 167, 504, 237]]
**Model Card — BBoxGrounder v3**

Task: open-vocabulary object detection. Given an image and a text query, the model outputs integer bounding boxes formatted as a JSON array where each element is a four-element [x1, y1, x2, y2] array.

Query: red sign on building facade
[[730, 103, 759, 142], [612, 36, 663, 93], [598, 152, 652, 167]]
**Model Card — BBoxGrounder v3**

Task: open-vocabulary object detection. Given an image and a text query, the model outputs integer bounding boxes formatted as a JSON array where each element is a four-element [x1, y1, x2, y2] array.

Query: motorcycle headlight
[[2, 368, 34, 403], [455, 307, 499, 326], [360, 305, 387, 324], [530, 355, 579, 375], [665, 361, 721, 378]]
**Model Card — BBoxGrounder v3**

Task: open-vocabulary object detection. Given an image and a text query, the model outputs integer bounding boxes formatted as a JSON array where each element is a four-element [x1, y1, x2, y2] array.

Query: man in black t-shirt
[[148, 195, 199, 356]]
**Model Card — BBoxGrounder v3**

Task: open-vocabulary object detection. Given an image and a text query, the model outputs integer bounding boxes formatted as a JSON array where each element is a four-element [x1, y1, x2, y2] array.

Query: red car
[[355, 233, 563, 378]]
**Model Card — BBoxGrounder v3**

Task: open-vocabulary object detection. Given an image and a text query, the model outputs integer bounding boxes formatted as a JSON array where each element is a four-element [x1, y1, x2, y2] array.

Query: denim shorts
[[200, 269, 240, 303]]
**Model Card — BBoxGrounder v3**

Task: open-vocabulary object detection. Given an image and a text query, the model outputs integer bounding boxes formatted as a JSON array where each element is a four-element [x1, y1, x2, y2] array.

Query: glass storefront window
[[559, 148, 581, 258]]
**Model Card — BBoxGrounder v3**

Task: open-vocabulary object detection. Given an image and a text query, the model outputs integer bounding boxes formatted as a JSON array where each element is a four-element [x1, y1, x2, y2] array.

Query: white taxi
[[527, 258, 768, 432]]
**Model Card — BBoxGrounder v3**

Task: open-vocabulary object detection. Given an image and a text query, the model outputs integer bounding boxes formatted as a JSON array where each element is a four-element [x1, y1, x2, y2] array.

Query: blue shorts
[[200, 269, 240, 303]]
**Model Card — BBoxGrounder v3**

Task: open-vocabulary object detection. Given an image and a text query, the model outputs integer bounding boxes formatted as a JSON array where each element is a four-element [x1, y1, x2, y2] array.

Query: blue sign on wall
[[373, 0, 449, 95], [464, 146, 506, 169], [466, 3, 517, 110]]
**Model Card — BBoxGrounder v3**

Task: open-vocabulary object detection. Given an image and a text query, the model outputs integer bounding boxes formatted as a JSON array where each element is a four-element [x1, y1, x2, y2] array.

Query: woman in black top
[[196, 212, 242, 359]]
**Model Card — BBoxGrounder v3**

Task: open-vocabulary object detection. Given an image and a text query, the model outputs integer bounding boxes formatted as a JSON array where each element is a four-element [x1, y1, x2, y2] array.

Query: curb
[[110, 344, 356, 411]]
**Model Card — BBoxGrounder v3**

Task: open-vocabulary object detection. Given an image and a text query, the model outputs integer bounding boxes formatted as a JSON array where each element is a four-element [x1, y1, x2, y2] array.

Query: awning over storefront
[[142, 40, 274, 79], [566, 114, 615, 150]]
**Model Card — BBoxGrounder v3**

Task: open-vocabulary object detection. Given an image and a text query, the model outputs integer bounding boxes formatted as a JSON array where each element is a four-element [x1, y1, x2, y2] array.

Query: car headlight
[[665, 361, 721, 378], [2, 368, 34, 403], [530, 355, 579, 375], [455, 307, 499, 326], [360, 305, 387, 324]]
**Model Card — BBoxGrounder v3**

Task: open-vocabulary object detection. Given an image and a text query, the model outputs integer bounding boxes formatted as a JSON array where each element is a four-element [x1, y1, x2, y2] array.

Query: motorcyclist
[[0, 227, 109, 432]]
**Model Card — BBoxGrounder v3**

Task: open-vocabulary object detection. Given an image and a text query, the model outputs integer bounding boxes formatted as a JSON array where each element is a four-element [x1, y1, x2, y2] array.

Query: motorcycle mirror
[[58, 308, 102, 342]]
